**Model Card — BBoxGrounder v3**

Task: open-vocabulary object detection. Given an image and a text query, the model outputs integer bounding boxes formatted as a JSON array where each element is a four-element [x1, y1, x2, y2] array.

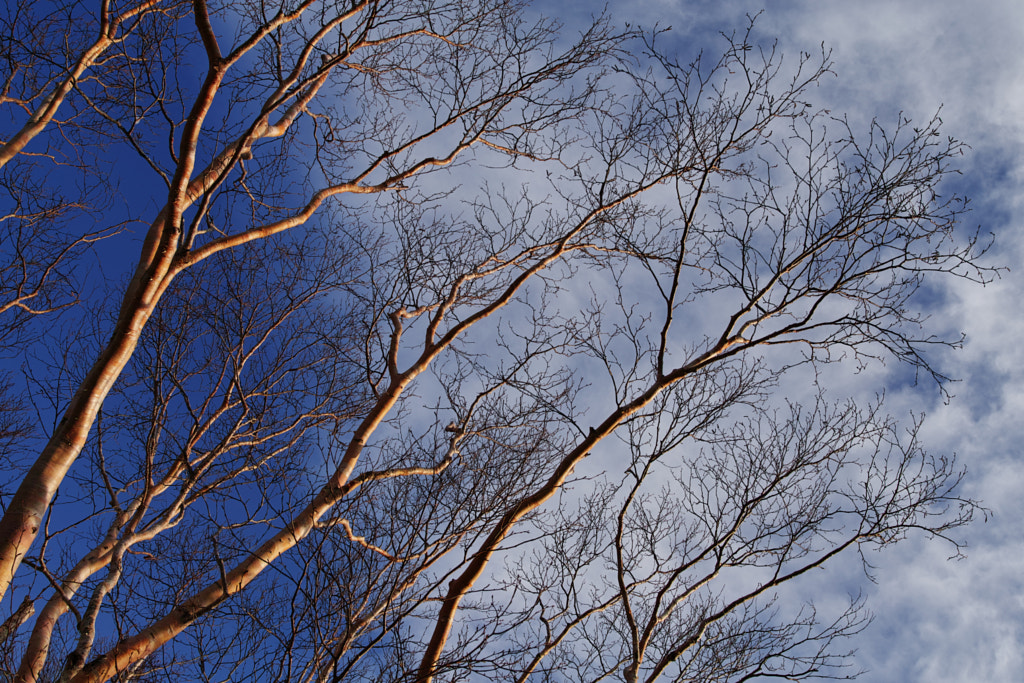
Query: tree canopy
[[0, 2, 990, 681]]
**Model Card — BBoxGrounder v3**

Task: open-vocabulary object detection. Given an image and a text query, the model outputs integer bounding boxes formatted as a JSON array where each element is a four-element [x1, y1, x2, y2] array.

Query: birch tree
[[0, 2, 988, 682]]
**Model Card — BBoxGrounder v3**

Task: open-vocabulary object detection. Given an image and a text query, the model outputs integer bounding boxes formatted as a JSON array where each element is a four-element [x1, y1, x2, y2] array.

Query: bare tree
[[0, 2, 989, 682]]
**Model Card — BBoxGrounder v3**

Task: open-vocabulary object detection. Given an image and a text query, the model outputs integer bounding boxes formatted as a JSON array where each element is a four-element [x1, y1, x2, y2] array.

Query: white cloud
[[765, 3, 1024, 681], [588, 1, 1024, 680]]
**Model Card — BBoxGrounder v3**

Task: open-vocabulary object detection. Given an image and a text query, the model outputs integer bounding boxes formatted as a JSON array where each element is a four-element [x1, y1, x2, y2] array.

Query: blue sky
[[593, 1, 1024, 680], [2, 2, 1020, 680]]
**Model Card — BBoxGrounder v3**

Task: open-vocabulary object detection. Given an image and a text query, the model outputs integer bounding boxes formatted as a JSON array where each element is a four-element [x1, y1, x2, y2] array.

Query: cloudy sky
[[586, 1, 1024, 680], [3, 2, 1018, 680]]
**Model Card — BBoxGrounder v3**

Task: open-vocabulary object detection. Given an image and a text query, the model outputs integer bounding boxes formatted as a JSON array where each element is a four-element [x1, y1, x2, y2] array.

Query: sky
[[2, 2, 1020, 681], [591, 1, 1024, 681]]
